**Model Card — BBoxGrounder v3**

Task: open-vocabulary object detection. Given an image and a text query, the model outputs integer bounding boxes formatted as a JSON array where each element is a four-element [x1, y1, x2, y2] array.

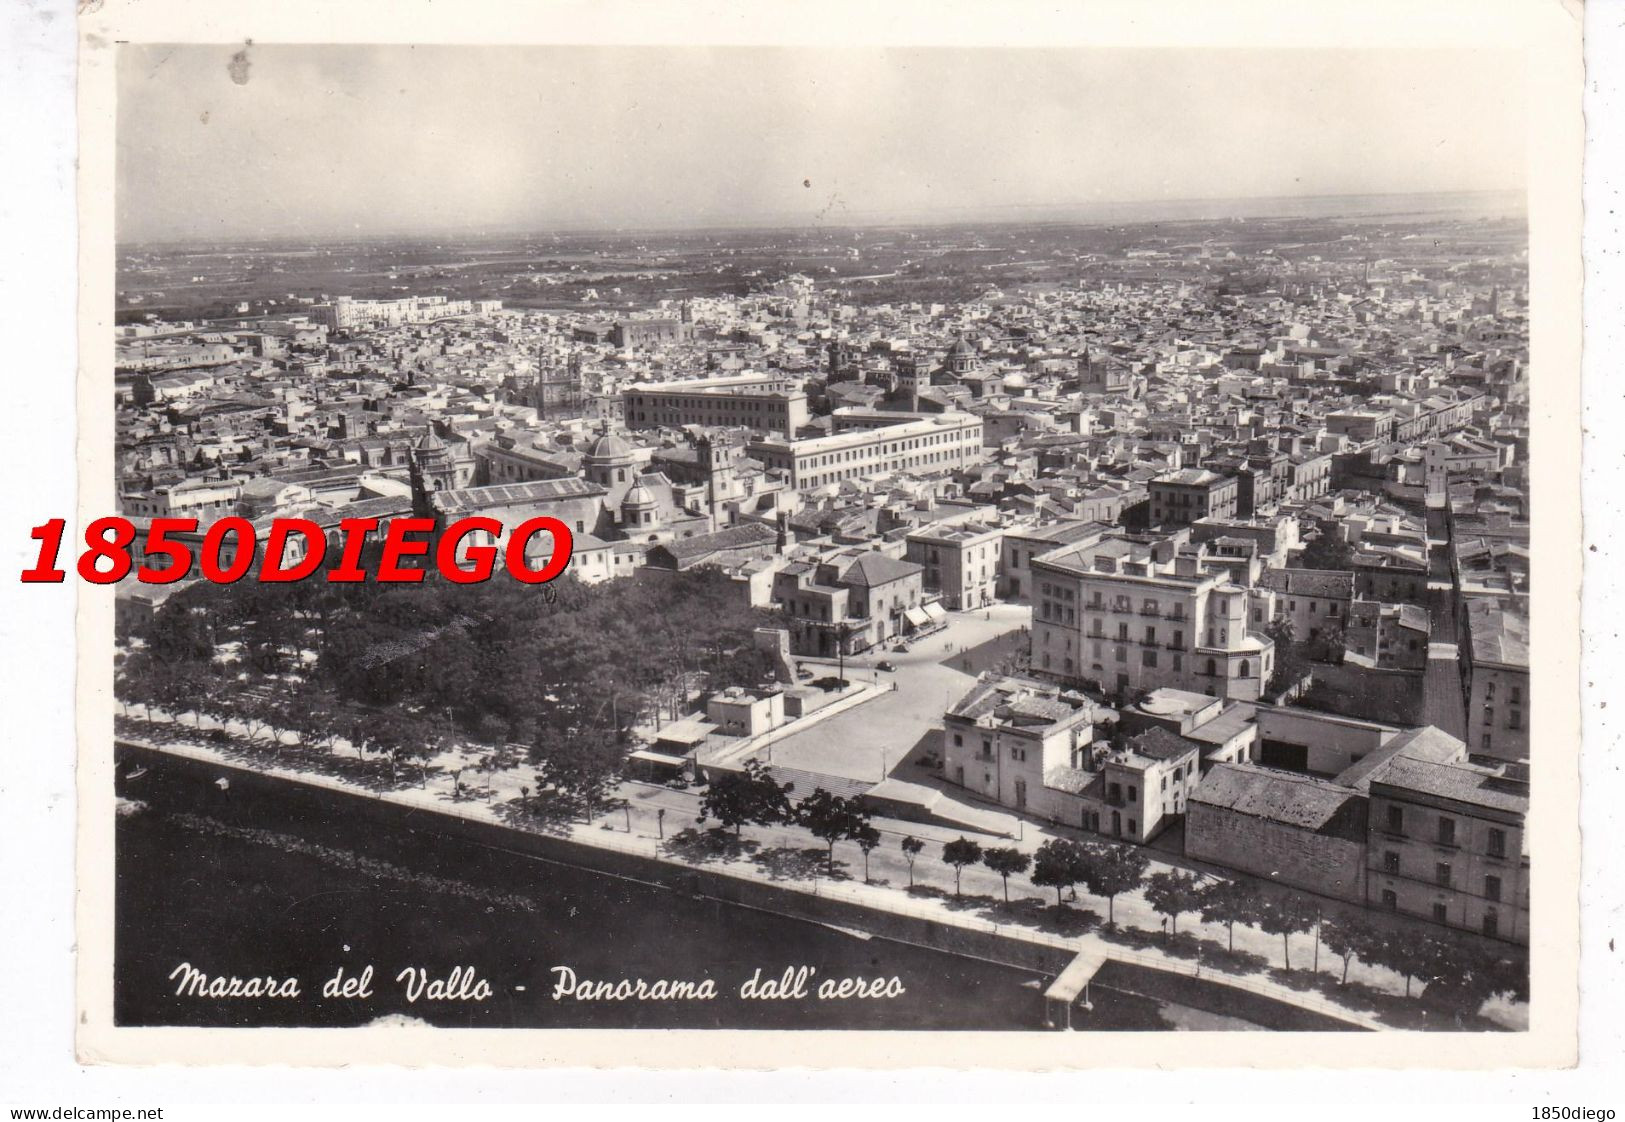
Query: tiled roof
[[433, 476, 607, 515], [839, 552, 923, 588], [1191, 763, 1363, 831], [1261, 567, 1355, 599], [1372, 756, 1528, 815], [1465, 597, 1529, 667], [1123, 726, 1199, 762], [658, 521, 777, 561]]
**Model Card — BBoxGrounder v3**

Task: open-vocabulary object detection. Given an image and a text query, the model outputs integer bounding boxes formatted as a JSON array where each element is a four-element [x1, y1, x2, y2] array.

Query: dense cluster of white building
[[112, 223, 1531, 944]]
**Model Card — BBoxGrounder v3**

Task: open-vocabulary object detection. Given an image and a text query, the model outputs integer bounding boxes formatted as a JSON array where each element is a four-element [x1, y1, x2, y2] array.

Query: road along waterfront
[[114, 743, 1337, 1031]]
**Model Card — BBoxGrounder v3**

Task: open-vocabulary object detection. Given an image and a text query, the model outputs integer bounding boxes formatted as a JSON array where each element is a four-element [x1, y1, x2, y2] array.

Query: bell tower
[[409, 429, 457, 518]]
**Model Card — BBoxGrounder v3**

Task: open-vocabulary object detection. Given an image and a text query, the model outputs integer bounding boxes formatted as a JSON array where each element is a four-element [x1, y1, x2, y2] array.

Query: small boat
[[125, 765, 148, 781]]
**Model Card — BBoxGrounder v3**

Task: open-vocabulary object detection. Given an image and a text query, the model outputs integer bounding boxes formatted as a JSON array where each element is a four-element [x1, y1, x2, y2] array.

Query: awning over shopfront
[[923, 601, 948, 623], [904, 606, 931, 629]]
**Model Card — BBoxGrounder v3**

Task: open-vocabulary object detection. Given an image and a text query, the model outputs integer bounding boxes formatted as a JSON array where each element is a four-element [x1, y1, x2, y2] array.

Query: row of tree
[[686, 786, 1527, 1006], [695, 761, 884, 877]]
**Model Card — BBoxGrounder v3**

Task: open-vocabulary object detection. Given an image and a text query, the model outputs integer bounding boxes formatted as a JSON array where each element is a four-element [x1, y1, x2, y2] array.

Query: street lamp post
[[657, 807, 666, 839]]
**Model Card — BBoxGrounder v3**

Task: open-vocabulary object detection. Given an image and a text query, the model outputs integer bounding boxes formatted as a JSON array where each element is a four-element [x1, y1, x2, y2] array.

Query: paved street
[[756, 602, 1031, 782], [1422, 579, 1468, 739]]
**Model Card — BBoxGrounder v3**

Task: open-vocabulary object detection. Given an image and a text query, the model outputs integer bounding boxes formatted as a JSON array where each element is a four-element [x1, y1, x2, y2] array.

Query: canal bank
[[113, 740, 1367, 1031]]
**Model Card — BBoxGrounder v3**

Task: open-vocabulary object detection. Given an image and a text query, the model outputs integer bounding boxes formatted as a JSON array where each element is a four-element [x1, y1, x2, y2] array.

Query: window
[[1127, 819, 1137, 836], [1382, 889, 1398, 911], [1483, 910, 1499, 937], [1387, 805, 1404, 834], [1508, 710, 1522, 730], [1436, 862, 1451, 888], [1383, 851, 1400, 873], [1432, 903, 1449, 924], [1127, 786, 1137, 801], [1438, 817, 1456, 846], [1142, 649, 1158, 668], [1487, 828, 1507, 858], [952, 734, 963, 747], [1485, 875, 1502, 902], [1239, 659, 1251, 678]]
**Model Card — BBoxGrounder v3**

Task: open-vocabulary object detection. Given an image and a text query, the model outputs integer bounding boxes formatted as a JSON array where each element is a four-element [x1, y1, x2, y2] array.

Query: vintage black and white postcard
[[71, 0, 1583, 1069]]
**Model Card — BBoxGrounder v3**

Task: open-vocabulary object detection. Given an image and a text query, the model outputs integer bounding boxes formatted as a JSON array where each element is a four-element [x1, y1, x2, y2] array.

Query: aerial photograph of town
[[107, 43, 1533, 1035]]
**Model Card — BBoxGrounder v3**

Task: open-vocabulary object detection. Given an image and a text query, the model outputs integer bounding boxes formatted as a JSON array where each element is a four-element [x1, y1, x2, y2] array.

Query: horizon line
[[118, 186, 1526, 249]]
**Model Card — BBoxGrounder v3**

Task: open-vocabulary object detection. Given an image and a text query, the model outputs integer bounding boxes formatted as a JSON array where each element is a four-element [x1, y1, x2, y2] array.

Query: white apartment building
[[1029, 534, 1274, 702], [747, 412, 985, 492], [623, 374, 809, 437]]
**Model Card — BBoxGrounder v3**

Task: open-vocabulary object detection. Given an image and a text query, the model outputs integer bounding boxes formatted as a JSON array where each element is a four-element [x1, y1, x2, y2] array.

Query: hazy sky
[[116, 45, 1527, 242]]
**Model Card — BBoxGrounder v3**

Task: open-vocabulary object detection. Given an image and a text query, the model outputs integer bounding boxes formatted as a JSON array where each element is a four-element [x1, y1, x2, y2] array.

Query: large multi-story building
[[747, 412, 985, 492], [1029, 534, 1274, 701], [120, 478, 243, 520], [905, 522, 1004, 610], [611, 318, 685, 349], [1365, 754, 1529, 944], [771, 551, 926, 656], [1462, 597, 1530, 763], [999, 521, 1110, 601], [623, 374, 808, 437], [1149, 469, 1239, 527], [940, 677, 1197, 844], [1256, 567, 1356, 642], [309, 295, 495, 331], [942, 675, 1105, 817]]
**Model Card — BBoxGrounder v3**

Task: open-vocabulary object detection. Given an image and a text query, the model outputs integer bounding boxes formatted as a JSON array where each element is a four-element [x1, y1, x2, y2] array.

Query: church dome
[[415, 429, 447, 451], [622, 483, 657, 508], [947, 336, 977, 358], [588, 432, 633, 461]]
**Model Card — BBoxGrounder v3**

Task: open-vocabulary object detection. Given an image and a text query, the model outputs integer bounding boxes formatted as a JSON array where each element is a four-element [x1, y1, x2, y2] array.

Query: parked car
[[876, 660, 897, 672]]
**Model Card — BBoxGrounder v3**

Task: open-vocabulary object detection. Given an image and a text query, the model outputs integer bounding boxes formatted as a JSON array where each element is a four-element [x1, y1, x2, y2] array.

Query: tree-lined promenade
[[115, 694, 1527, 1032], [114, 569, 1527, 1031]]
